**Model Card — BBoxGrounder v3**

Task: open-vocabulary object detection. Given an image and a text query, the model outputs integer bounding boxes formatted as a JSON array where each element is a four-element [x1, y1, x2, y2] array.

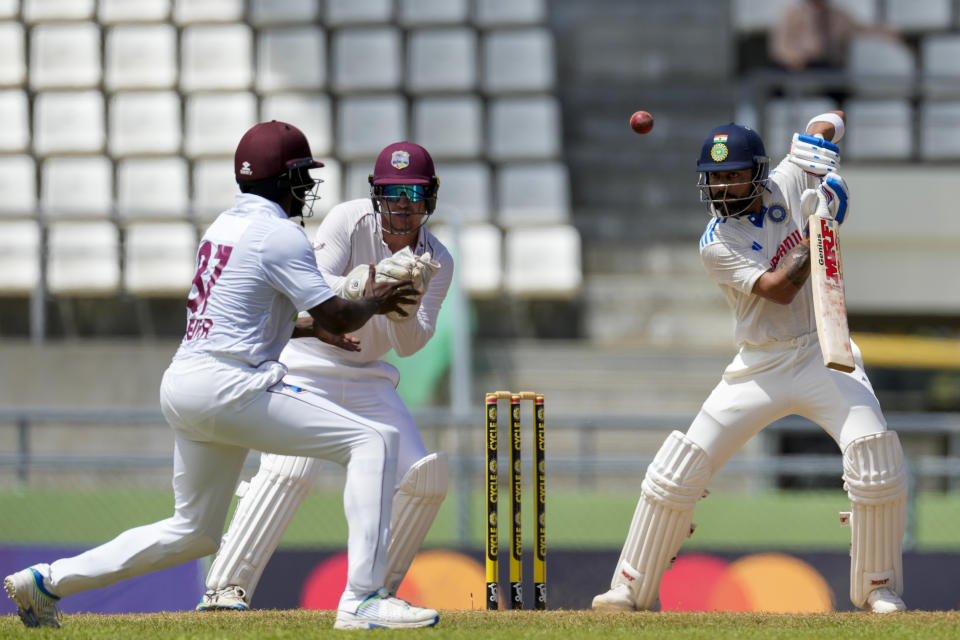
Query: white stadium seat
[[172, 0, 244, 24], [920, 101, 960, 160], [488, 96, 562, 161], [183, 92, 257, 158], [249, 0, 320, 26], [504, 224, 582, 299], [0, 90, 30, 152], [108, 91, 182, 157], [412, 96, 483, 158], [0, 220, 42, 294], [847, 35, 915, 97], [474, 0, 546, 26], [40, 156, 113, 219], [180, 24, 253, 92], [261, 93, 334, 157], [324, 0, 394, 26], [730, 0, 792, 33], [0, 155, 37, 217], [0, 0, 18, 18], [33, 91, 105, 155], [407, 28, 477, 93], [311, 157, 342, 217], [343, 160, 376, 202], [336, 95, 407, 160], [431, 223, 502, 298], [124, 221, 197, 296], [23, 0, 95, 22], [98, 0, 171, 23], [29, 22, 101, 90], [432, 161, 491, 225], [763, 96, 839, 160], [192, 158, 239, 221], [257, 27, 326, 92], [331, 28, 403, 93], [482, 28, 556, 94], [920, 34, 960, 98], [844, 99, 913, 160], [0, 21, 26, 86], [398, 0, 469, 25], [46, 221, 121, 295], [105, 24, 178, 90], [117, 157, 190, 220], [884, 0, 950, 32], [496, 162, 571, 227]]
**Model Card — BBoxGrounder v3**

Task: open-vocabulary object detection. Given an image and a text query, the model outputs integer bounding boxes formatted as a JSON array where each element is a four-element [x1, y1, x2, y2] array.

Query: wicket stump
[[485, 390, 546, 610]]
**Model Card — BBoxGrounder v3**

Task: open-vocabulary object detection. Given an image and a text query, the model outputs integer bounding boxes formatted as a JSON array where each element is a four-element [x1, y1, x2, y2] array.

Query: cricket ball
[[630, 110, 654, 135]]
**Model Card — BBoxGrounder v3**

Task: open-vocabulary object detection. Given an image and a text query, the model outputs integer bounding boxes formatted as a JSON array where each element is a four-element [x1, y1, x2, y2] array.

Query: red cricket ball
[[630, 110, 654, 135]]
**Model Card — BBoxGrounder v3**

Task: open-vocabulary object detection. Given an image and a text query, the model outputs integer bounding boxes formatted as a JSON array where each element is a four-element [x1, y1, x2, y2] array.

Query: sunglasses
[[382, 184, 427, 202]]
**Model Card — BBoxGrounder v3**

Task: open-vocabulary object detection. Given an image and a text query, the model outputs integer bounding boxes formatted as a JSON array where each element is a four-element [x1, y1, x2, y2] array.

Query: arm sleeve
[[259, 223, 335, 311], [386, 245, 454, 357], [313, 206, 355, 293], [700, 236, 768, 296]]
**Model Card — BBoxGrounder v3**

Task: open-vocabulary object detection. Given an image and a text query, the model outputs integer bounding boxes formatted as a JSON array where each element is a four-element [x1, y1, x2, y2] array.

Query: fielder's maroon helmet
[[234, 120, 323, 183]]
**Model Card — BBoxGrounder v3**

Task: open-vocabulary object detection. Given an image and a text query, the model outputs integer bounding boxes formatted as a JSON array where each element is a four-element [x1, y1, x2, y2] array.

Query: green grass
[[2, 488, 960, 551], [1, 610, 958, 640]]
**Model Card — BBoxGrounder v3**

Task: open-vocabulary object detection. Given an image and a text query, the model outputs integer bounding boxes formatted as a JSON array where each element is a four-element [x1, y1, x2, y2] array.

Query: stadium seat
[[324, 0, 394, 26], [98, 0, 171, 23], [431, 223, 502, 298], [124, 221, 197, 296], [844, 99, 913, 160], [407, 28, 477, 93], [763, 96, 839, 160], [0, 219, 42, 294], [920, 101, 960, 160], [496, 162, 571, 227], [412, 96, 483, 158], [336, 95, 407, 160], [260, 93, 334, 156], [0, 21, 26, 86], [192, 158, 239, 221], [256, 27, 326, 92], [847, 35, 915, 97], [831, 0, 878, 23], [249, 0, 320, 26], [312, 157, 342, 217], [331, 28, 402, 93], [432, 161, 491, 225], [729, 0, 792, 33], [22, 0, 95, 22], [884, 0, 950, 32], [46, 221, 121, 295], [40, 156, 113, 219], [343, 160, 377, 202], [105, 24, 177, 90], [398, 0, 469, 25], [117, 157, 190, 220], [920, 34, 960, 98], [29, 22, 101, 90], [474, 0, 546, 26], [0, 155, 37, 217], [482, 28, 556, 94], [0, 0, 18, 18], [487, 97, 562, 161], [180, 24, 253, 92], [33, 91, 105, 155], [0, 90, 29, 152], [504, 224, 582, 299], [183, 92, 257, 158], [172, 0, 244, 24], [108, 91, 182, 157]]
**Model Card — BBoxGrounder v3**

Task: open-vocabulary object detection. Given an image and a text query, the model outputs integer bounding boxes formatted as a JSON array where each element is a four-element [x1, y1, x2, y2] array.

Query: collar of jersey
[[236, 193, 290, 220]]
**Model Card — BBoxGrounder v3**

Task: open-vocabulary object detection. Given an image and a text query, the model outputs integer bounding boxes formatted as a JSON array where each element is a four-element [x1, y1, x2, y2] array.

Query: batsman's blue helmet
[[696, 123, 767, 172]]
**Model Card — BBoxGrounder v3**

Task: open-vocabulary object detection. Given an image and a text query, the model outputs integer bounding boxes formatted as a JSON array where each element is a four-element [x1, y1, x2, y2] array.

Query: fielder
[[197, 141, 453, 611], [4, 121, 440, 630], [592, 111, 908, 614]]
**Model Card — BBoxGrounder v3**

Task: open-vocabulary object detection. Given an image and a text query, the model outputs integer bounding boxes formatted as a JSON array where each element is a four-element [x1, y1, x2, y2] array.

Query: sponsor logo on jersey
[[710, 143, 728, 162], [769, 229, 804, 270], [391, 150, 410, 170]]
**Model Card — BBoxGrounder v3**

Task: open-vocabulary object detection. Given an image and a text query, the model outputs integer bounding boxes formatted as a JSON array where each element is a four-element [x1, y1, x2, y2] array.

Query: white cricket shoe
[[4, 566, 61, 628], [867, 588, 906, 613], [333, 589, 439, 630], [591, 584, 636, 612], [196, 585, 250, 611]]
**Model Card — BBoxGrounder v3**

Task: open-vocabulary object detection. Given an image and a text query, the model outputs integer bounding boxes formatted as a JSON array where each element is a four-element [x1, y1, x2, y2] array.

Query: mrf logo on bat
[[815, 218, 841, 283]]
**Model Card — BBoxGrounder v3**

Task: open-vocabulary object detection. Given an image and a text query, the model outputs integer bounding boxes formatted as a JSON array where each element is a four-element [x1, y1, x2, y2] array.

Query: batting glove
[[820, 174, 849, 224], [788, 133, 840, 176]]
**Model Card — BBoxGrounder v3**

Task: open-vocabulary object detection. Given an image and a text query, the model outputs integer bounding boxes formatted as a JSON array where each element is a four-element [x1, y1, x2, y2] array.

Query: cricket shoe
[[591, 584, 636, 612], [196, 585, 250, 611], [867, 588, 906, 613], [4, 566, 62, 628], [333, 589, 439, 630]]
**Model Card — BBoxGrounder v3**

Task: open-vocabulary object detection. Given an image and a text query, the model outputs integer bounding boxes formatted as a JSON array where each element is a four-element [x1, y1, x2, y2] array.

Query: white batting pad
[[842, 431, 907, 609], [383, 452, 449, 593], [205, 454, 322, 599], [611, 430, 712, 610]]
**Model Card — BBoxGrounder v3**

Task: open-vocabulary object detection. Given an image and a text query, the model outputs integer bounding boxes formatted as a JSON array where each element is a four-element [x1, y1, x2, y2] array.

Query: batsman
[[592, 111, 908, 614]]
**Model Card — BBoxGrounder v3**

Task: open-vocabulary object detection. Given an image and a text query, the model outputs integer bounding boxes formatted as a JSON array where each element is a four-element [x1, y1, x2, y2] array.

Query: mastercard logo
[[299, 550, 833, 612]]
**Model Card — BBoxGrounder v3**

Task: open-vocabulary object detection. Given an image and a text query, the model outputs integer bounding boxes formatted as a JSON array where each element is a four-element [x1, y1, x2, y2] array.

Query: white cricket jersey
[[699, 159, 823, 347], [172, 193, 335, 366], [280, 198, 454, 378]]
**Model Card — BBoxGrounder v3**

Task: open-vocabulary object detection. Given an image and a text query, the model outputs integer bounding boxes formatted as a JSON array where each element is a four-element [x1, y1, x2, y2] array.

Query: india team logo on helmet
[[391, 150, 410, 170]]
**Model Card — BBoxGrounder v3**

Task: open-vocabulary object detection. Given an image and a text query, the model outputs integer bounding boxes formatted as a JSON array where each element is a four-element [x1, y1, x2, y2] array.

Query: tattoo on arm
[[779, 242, 811, 289]]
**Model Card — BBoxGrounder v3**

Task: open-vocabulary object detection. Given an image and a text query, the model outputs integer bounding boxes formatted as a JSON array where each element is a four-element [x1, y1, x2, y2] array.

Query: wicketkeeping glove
[[788, 133, 841, 176]]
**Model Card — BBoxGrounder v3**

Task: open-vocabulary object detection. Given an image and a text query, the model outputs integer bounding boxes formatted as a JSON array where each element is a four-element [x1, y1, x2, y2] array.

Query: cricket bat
[[805, 189, 855, 373]]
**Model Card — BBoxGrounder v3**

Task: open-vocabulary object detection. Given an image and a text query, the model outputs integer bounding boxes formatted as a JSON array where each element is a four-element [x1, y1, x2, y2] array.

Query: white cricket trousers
[[686, 332, 887, 470], [44, 354, 398, 605]]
